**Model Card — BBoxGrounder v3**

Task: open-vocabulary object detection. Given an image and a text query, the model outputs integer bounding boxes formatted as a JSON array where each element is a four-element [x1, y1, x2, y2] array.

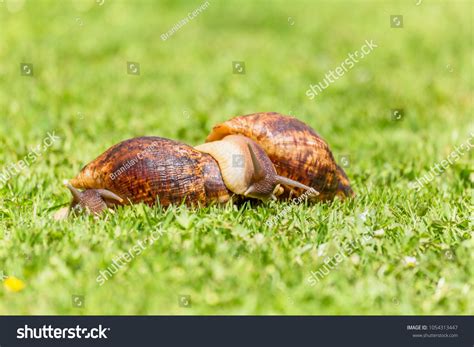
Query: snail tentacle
[[275, 176, 319, 196], [95, 189, 124, 204]]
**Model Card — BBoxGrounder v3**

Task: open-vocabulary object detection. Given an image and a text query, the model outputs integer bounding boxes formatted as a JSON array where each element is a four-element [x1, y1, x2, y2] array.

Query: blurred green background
[[0, 0, 472, 314]]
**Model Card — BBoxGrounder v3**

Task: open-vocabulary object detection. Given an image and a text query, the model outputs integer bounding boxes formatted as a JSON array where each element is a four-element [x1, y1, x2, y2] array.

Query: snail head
[[244, 143, 318, 201], [65, 181, 123, 215]]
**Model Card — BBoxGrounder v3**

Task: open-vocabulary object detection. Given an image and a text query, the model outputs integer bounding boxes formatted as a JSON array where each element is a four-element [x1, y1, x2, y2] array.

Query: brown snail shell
[[205, 112, 354, 201], [68, 136, 231, 213]]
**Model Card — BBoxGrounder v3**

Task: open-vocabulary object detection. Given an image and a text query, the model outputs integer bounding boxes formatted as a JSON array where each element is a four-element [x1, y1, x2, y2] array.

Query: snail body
[[205, 112, 354, 200]]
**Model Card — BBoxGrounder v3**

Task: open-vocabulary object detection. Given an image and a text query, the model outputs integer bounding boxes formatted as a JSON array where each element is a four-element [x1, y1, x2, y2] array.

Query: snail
[[203, 112, 354, 200], [58, 135, 314, 217]]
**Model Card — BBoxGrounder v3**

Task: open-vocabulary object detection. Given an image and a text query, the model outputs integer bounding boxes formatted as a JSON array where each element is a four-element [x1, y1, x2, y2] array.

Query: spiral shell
[[205, 112, 354, 200], [69, 137, 231, 207]]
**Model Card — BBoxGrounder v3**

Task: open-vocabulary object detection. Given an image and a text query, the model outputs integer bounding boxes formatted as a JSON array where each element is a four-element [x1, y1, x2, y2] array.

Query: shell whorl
[[70, 137, 231, 207]]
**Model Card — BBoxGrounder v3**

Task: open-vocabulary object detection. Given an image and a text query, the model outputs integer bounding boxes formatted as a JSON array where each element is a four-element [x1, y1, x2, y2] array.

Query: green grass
[[0, 0, 472, 315]]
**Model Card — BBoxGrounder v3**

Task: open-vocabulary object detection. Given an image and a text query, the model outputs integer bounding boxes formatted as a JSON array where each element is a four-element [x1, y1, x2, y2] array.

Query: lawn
[[0, 0, 472, 315]]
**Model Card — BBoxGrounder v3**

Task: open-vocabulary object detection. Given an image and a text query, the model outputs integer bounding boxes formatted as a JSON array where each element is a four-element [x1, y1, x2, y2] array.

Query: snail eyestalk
[[243, 143, 277, 200], [95, 189, 124, 204], [247, 143, 266, 182], [65, 182, 82, 202]]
